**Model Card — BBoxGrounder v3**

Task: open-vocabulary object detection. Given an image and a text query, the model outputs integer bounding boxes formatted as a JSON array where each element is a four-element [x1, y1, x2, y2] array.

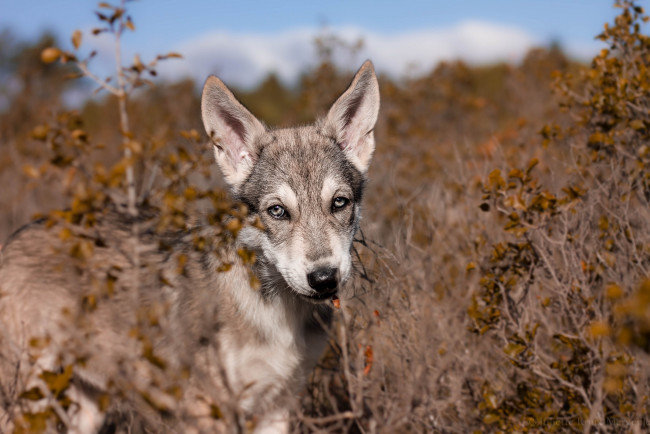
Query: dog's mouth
[[300, 290, 338, 303]]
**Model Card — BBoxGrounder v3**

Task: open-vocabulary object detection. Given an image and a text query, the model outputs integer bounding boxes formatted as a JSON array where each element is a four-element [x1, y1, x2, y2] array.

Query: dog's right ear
[[326, 60, 380, 174], [201, 76, 266, 189]]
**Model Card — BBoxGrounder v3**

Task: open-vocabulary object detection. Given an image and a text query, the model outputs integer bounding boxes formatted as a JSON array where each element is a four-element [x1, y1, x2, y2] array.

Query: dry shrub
[[1, 3, 250, 432], [2, 0, 650, 433], [300, 1, 650, 433]]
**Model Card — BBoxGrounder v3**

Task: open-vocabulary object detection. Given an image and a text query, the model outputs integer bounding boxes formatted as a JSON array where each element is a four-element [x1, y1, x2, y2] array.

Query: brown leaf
[[363, 345, 373, 375]]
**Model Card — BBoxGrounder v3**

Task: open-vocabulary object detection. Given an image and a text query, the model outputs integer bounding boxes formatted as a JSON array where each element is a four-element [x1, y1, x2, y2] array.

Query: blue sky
[[1, 1, 622, 87]]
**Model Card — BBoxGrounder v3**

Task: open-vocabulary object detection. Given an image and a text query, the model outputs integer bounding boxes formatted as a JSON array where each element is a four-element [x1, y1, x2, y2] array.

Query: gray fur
[[0, 61, 379, 433]]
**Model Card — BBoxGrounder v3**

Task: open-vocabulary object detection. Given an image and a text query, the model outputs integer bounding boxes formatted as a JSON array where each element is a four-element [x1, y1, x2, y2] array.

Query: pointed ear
[[326, 60, 380, 173], [201, 76, 266, 189]]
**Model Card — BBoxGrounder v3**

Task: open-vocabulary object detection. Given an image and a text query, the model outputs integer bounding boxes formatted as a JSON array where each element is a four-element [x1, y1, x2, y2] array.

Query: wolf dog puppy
[[0, 61, 379, 433]]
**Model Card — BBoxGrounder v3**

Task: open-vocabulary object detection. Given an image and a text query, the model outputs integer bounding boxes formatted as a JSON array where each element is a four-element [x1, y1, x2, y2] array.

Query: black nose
[[307, 267, 339, 293]]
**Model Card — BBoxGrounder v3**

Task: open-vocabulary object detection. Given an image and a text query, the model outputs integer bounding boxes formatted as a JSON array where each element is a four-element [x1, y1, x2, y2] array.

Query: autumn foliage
[[1, 0, 650, 432]]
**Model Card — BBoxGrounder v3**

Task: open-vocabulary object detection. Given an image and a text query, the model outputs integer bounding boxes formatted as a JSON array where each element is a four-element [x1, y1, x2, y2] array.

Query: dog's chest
[[218, 293, 317, 410]]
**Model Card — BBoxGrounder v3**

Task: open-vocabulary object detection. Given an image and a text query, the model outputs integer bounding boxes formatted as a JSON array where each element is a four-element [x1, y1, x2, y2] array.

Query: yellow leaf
[[630, 119, 645, 130], [526, 157, 539, 173], [177, 253, 188, 272], [31, 124, 49, 140], [210, 404, 223, 419], [39, 365, 73, 396], [237, 248, 256, 264], [41, 47, 61, 63], [508, 168, 524, 180], [133, 54, 144, 72], [483, 413, 500, 424], [251, 215, 265, 231], [603, 377, 623, 394], [59, 227, 72, 241], [98, 394, 111, 412], [588, 321, 611, 338], [126, 139, 142, 154], [19, 387, 45, 401], [71, 129, 88, 141], [179, 129, 201, 141], [249, 273, 261, 290], [488, 169, 505, 190], [184, 186, 197, 201], [125, 17, 135, 31], [226, 218, 242, 234], [23, 165, 40, 179], [504, 342, 526, 357], [142, 341, 167, 370], [17, 411, 50, 432], [605, 361, 627, 377], [72, 30, 82, 50], [588, 132, 606, 144], [217, 263, 232, 273]]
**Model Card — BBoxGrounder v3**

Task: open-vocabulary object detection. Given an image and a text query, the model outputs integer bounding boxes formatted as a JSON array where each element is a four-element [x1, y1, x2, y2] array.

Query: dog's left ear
[[326, 60, 380, 173], [201, 75, 266, 189]]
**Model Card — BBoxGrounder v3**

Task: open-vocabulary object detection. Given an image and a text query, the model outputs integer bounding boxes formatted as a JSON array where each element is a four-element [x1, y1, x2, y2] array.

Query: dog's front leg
[[254, 408, 290, 434]]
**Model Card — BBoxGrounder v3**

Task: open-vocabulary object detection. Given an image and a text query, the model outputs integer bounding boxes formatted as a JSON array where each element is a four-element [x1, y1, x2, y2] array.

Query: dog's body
[[0, 61, 379, 433]]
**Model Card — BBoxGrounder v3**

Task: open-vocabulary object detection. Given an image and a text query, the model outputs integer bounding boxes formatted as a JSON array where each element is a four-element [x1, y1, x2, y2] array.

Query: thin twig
[[75, 62, 121, 97], [113, 1, 137, 217], [301, 410, 362, 425]]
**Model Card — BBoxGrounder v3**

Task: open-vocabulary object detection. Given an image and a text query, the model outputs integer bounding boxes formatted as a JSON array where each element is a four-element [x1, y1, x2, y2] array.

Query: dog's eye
[[268, 205, 288, 219], [332, 197, 349, 211]]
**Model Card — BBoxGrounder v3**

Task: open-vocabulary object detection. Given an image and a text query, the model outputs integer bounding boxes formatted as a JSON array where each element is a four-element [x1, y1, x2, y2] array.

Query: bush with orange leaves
[[467, 1, 650, 431]]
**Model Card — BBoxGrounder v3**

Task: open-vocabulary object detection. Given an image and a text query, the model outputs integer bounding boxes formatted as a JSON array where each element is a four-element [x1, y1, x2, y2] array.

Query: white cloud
[[152, 20, 547, 88], [349, 21, 539, 78], [72, 21, 604, 90], [161, 28, 316, 88]]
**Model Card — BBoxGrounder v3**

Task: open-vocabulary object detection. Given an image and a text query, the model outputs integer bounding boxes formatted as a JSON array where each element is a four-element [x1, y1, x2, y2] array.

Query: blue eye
[[268, 205, 288, 219], [332, 197, 349, 211]]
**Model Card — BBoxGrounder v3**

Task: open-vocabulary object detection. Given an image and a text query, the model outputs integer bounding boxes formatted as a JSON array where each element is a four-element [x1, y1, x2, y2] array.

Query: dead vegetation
[[1, 0, 650, 432]]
